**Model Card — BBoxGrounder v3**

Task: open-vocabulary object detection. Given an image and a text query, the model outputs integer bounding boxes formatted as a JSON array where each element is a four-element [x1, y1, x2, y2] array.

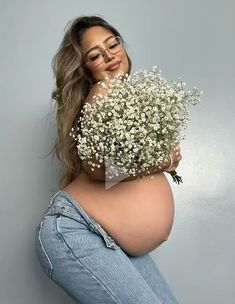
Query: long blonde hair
[[47, 15, 132, 189]]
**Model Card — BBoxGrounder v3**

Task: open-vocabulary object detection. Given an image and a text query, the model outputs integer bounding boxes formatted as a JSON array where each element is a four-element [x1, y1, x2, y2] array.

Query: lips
[[107, 61, 121, 71]]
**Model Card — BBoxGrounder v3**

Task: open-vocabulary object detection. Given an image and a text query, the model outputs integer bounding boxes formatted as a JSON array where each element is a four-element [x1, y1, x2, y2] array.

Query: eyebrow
[[85, 35, 115, 56]]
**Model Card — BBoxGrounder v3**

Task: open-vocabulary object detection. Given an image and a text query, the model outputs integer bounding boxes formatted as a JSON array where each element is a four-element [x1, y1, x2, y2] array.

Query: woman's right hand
[[162, 147, 182, 173]]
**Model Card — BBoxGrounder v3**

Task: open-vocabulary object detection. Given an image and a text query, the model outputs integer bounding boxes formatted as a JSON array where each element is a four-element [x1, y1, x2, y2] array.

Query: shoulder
[[85, 82, 109, 104]]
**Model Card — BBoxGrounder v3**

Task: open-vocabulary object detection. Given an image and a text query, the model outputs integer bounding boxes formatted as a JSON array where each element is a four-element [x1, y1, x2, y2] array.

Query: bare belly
[[63, 170, 175, 256]]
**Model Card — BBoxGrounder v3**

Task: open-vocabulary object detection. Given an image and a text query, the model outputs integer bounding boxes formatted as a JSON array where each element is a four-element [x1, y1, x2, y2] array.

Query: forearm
[[81, 156, 171, 182], [123, 159, 171, 181]]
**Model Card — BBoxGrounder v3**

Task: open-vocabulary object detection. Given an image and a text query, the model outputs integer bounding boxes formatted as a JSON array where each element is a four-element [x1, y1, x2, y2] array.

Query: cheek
[[119, 48, 127, 60], [85, 64, 103, 76], [119, 50, 129, 70]]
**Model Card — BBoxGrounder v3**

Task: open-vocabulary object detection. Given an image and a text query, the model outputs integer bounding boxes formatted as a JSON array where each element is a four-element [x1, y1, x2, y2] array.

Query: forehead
[[81, 26, 115, 50]]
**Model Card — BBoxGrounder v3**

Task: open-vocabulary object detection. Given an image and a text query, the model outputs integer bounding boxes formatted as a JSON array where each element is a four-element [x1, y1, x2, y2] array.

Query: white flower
[[70, 66, 202, 180]]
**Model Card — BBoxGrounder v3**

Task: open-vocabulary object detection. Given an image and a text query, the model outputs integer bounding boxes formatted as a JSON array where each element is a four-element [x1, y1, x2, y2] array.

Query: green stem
[[169, 170, 183, 185]]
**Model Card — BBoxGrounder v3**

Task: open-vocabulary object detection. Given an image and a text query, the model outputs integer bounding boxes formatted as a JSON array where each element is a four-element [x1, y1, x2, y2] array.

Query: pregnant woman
[[35, 15, 182, 304]]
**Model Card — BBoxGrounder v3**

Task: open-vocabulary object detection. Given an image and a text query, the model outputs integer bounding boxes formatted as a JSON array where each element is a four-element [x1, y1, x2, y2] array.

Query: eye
[[109, 42, 119, 49], [88, 52, 101, 61]]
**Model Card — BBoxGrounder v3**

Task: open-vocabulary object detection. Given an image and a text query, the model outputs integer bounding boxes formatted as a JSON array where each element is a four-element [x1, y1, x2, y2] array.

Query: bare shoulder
[[80, 82, 108, 181], [85, 82, 109, 104]]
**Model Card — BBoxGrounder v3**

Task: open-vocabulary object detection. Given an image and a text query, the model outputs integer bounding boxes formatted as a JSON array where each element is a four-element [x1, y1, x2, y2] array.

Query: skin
[[80, 25, 182, 172], [81, 26, 130, 82], [63, 26, 183, 255]]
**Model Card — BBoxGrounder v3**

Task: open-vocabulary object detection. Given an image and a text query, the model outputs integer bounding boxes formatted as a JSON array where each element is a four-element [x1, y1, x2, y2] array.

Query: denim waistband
[[45, 190, 119, 250]]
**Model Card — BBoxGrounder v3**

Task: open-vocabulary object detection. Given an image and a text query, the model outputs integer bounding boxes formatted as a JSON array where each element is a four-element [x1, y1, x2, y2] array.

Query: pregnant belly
[[63, 171, 175, 256]]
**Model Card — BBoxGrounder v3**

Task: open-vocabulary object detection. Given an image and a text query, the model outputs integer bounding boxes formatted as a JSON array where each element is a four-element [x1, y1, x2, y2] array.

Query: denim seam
[[55, 215, 121, 304], [48, 190, 62, 208], [38, 220, 54, 278]]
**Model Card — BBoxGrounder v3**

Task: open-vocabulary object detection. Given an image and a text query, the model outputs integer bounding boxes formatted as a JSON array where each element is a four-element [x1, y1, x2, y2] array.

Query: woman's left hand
[[163, 147, 182, 173]]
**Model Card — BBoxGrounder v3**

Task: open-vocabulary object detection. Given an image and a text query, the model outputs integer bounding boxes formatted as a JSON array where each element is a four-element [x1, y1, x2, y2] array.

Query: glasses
[[85, 36, 123, 67]]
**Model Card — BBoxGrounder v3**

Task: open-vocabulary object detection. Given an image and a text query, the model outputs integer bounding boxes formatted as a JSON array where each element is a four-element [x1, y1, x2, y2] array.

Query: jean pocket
[[35, 221, 54, 279]]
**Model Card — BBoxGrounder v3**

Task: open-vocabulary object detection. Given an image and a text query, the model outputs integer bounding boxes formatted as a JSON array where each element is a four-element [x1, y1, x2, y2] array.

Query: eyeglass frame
[[83, 36, 124, 66]]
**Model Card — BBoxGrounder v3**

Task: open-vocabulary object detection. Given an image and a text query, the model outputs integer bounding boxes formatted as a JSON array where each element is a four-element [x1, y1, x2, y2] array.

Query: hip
[[34, 195, 179, 303]]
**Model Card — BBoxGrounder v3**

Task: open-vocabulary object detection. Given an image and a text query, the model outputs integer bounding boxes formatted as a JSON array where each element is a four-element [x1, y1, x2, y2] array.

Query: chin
[[116, 65, 128, 76]]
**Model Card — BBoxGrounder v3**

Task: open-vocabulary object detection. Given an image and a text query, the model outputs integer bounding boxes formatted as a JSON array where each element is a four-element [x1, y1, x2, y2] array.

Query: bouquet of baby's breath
[[70, 66, 202, 183]]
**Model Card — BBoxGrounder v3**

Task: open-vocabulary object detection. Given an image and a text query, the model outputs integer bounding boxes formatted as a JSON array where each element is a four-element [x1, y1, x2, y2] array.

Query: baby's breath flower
[[70, 66, 202, 181]]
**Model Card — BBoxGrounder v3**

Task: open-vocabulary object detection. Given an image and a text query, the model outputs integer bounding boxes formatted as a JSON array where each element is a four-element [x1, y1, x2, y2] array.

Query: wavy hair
[[47, 15, 132, 189]]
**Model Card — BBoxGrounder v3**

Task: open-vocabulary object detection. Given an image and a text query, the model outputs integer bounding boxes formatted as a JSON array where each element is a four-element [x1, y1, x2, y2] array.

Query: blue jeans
[[35, 190, 179, 304]]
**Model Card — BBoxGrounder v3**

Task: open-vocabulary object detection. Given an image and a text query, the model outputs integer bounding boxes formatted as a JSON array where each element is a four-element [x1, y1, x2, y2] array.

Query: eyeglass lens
[[86, 36, 122, 65]]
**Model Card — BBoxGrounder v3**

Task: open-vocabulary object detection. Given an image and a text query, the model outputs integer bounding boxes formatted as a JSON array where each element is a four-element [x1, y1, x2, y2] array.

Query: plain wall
[[0, 0, 234, 303]]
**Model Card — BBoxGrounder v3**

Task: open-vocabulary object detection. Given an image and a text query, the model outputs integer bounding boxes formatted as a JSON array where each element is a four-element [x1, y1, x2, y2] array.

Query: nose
[[103, 49, 115, 62]]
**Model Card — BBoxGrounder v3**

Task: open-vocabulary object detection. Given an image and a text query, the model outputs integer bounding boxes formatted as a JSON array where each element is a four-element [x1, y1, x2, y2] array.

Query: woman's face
[[81, 26, 129, 82]]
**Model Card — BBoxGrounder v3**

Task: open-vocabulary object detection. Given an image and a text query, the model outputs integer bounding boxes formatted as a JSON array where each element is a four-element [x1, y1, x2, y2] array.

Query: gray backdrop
[[1, 0, 234, 303]]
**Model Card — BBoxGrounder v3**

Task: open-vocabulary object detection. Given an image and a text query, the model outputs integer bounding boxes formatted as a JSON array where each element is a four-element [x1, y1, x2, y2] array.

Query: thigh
[[36, 213, 165, 304], [128, 254, 179, 304]]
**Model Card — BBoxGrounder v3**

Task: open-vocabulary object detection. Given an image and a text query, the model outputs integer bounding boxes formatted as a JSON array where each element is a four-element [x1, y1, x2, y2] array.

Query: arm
[[81, 156, 172, 182], [81, 83, 108, 181], [124, 147, 182, 181]]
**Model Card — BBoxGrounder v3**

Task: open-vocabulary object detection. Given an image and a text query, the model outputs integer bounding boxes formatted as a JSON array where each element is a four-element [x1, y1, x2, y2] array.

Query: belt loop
[[93, 223, 119, 250]]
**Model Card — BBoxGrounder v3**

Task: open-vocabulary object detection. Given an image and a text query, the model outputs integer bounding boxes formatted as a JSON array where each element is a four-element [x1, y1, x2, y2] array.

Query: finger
[[169, 164, 178, 171], [178, 154, 182, 161], [175, 148, 181, 156], [164, 160, 179, 172]]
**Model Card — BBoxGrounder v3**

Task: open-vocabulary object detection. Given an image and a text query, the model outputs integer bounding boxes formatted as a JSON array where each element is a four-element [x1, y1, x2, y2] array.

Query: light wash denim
[[35, 190, 179, 304]]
